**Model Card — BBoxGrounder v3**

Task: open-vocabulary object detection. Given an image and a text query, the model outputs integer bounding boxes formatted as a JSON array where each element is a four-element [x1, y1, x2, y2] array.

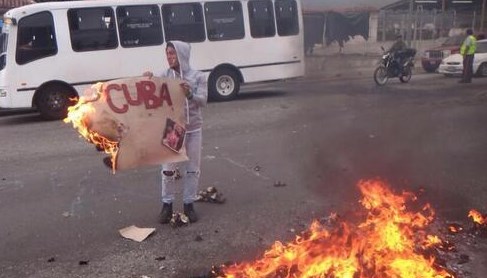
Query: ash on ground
[[427, 219, 487, 278]]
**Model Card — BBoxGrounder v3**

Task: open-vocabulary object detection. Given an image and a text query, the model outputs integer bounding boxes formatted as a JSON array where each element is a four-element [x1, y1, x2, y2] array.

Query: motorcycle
[[373, 47, 417, 86]]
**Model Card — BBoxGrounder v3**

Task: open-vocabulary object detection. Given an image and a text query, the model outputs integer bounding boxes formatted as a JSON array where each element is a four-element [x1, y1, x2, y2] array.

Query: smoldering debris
[[419, 216, 487, 278], [273, 181, 287, 187], [196, 187, 226, 204], [192, 264, 233, 278], [448, 223, 464, 234], [170, 213, 189, 227]]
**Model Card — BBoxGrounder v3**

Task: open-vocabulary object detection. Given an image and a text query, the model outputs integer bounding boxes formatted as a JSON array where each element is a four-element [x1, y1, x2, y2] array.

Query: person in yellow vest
[[459, 29, 477, 83]]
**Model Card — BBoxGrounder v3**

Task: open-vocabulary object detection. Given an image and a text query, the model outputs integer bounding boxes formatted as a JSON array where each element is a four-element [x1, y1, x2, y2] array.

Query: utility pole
[[481, 0, 486, 33], [407, 0, 414, 47], [440, 0, 446, 38]]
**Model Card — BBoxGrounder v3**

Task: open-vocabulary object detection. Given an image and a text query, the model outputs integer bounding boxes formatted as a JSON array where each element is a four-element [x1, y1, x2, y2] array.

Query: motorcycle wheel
[[374, 66, 389, 86], [399, 66, 412, 83]]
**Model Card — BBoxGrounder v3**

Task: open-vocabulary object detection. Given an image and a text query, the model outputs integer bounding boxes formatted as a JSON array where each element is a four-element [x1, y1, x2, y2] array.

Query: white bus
[[0, 0, 304, 120]]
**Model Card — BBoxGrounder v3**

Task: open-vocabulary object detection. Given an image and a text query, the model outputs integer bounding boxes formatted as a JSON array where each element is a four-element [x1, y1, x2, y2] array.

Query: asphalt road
[[1, 72, 487, 278]]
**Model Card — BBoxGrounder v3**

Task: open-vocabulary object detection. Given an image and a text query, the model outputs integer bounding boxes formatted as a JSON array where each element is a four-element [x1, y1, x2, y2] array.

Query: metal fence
[[378, 8, 484, 42]]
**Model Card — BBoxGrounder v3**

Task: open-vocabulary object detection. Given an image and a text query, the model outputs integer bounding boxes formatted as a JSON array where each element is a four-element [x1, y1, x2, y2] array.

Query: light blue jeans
[[161, 129, 202, 204]]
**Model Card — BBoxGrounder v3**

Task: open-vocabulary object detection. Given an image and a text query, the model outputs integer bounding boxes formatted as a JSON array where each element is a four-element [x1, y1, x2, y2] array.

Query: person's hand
[[142, 71, 154, 79], [180, 82, 192, 99]]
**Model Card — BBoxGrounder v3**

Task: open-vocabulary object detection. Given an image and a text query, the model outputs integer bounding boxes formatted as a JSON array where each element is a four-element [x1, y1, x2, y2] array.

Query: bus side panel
[[0, 81, 13, 108], [239, 62, 304, 83], [190, 35, 304, 83], [189, 0, 305, 84]]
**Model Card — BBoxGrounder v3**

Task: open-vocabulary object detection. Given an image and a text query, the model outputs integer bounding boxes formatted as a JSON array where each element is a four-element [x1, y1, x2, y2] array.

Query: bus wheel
[[36, 84, 76, 121], [209, 68, 240, 101]]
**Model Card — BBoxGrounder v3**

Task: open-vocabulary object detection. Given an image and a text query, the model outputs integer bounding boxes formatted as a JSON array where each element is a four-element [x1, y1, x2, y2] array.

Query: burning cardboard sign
[[64, 76, 188, 171]]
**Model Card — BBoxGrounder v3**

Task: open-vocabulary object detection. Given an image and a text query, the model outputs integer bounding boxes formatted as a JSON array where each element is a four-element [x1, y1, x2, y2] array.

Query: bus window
[[275, 0, 299, 36], [204, 1, 244, 41], [68, 7, 118, 52], [116, 5, 163, 48], [248, 0, 275, 38], [16, 12, 57, 65], [161, 3, 205, 43]]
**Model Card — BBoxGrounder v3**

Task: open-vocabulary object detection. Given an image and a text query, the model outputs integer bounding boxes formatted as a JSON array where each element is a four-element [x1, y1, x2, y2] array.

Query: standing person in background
[[144, 41, 208, 223], [459, 29, 477, 83]]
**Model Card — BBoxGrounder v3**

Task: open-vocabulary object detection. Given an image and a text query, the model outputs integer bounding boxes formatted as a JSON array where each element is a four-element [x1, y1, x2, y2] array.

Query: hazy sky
[[302, 0, 398, 10]]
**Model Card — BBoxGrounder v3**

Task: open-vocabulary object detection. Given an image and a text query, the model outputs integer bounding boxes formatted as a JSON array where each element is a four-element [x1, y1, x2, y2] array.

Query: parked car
[[421, 35, 466, 72], [438, 39, 487, 77]]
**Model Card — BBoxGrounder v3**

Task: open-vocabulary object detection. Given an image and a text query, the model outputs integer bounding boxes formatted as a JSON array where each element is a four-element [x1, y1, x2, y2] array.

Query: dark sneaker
[[159, 203, 173, 224], [183, 203, 199, 223]]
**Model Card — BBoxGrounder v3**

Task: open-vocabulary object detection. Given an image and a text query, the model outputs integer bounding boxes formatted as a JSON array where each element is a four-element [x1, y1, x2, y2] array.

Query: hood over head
[[168, 40, 192, 74]]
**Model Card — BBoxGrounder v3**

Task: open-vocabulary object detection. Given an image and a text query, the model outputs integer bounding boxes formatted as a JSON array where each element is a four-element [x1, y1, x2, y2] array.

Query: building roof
[[1, 0, 34, 9], [302, 0, 397, 13], [0, 0, 34, 13], [381, 0, 483, 11], [303, 0, 482, 13]]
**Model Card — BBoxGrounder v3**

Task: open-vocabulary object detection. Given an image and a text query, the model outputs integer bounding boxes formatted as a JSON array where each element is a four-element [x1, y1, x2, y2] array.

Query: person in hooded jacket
[[388, 35, 408, 72], [143, 41, 208, 223]]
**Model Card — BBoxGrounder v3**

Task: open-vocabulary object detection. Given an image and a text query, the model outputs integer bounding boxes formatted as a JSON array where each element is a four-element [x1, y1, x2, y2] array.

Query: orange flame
[[423, 235, 442, 248], [63, 83, 118, 171], [468, 209, 486, 226], [216, 179, 453, 278], [447, 223, 463, 234]]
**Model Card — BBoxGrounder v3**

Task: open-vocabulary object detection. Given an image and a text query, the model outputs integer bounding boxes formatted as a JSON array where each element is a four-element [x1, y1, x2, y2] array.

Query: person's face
[[166, 46, 179, 70]]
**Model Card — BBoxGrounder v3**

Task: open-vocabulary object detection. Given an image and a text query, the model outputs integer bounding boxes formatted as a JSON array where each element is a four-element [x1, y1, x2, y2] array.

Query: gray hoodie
[[157, 41, 208, 132]]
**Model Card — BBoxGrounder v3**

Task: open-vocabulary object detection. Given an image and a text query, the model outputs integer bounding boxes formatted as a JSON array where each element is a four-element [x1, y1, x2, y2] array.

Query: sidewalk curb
[[304, 53, 426, 80]]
